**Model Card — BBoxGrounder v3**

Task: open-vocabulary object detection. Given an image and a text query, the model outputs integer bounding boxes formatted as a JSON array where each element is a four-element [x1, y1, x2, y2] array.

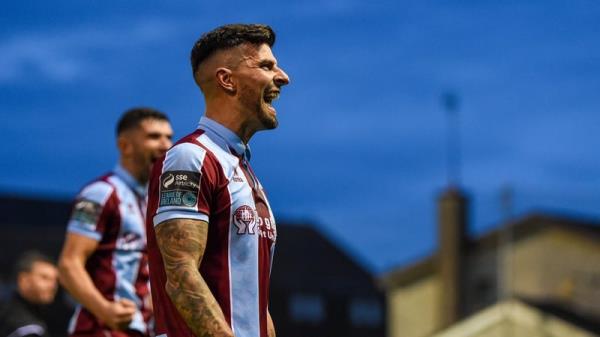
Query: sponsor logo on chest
[[117, 232, 145, 250], [233, 205, 276, 241]]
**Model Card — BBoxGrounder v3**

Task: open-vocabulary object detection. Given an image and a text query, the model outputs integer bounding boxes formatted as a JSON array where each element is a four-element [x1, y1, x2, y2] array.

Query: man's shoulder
[[0, 296, 46, 337], [167, 131, 228, 165], [74, 174, 116, 205]]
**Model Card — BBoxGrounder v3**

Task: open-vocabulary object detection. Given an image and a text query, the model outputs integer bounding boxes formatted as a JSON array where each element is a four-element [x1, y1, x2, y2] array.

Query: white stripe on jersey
[[197, 133, 260, 337], [227, 179, 260, 337], [106, 175, 147, 333]]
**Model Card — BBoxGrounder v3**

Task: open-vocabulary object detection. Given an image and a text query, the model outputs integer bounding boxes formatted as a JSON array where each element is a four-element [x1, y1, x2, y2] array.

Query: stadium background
[[1, 1, 600, 336]]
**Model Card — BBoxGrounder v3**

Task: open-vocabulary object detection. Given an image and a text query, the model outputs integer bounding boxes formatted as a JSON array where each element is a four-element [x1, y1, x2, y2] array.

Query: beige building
[[432, 299, 598, 337], [379, 187, 600, 337]]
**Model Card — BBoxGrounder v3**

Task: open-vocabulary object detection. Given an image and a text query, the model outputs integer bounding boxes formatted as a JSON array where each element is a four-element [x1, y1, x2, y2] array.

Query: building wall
[[270, 290, 384, 337], [270, 224, 385, 337], [387, 275, 440, 337], [431, 300, 597, 337], [508, 227, 600, 317], [385, 225, 600, 337], [464, 246, 499, 315]]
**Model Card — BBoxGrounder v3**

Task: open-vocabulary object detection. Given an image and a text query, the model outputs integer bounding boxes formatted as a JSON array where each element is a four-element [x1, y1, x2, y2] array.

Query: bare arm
[[155, 218, 234, 337], [267, 310, 276, 337], [58, 233, 136, 330]]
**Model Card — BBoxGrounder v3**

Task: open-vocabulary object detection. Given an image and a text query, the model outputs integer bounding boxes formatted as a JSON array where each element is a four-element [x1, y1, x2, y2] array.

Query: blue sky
[[2, 1, 600, 273]]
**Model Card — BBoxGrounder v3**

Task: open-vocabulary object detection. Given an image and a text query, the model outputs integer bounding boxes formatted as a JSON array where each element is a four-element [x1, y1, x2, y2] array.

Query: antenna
[[500, 185, 513, 219], [442, 92, 461, 187]]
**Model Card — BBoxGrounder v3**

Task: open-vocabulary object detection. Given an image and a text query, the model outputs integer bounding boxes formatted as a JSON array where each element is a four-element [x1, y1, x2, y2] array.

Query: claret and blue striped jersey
[[146, 117, 277, 337], [66, 165, 152, 336]]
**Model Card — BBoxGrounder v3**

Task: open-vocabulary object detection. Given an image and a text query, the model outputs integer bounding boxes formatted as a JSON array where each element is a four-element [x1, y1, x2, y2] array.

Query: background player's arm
[[267, 310, 276, 337], [155, 218, 234, 337], [58, 232, 136, 330]]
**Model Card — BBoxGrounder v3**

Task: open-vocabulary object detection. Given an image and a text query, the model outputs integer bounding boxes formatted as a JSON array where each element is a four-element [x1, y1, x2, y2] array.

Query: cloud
[[0, 17, 178, 84], [0, 36, 85, 83]]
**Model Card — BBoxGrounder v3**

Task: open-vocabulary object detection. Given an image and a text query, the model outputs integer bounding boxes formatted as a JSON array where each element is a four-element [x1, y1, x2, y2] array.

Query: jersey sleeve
[[152, 142, 216, 226], [67, 181, 115, 241]]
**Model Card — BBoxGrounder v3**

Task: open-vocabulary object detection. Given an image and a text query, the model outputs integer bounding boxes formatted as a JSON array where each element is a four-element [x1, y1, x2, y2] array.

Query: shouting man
[[146, 24, 290, 337]]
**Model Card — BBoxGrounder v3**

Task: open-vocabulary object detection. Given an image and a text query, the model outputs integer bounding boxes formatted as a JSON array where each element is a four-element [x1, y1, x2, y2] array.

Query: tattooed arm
[[155, 219, 234, 337]]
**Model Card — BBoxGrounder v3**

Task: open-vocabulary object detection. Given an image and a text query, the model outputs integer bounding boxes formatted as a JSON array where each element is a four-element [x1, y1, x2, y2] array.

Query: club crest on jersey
[[233, 205, 277, 241], [159, 170, 201, 207], [234, 205, 256, 234]]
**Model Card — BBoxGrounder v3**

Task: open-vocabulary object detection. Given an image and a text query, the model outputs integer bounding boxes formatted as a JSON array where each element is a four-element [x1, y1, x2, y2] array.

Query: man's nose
[[161, 137, 173, 150], [274, 66, 290, 87]]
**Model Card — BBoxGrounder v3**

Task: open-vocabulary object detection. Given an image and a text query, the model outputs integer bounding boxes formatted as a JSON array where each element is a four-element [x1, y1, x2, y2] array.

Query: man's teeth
[[265, 92, 279, 103]]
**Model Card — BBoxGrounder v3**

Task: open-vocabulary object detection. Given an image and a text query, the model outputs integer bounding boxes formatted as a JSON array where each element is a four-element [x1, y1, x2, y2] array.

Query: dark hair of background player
[[116, 107, 170, 136]]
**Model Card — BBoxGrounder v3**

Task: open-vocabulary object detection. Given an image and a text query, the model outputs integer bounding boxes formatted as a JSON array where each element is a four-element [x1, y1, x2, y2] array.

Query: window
[[349, 298, 382, 327], [289, 294, 325, 323]]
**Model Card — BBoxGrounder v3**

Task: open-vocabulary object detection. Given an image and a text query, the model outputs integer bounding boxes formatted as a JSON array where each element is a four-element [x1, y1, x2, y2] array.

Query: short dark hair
[[190, 24, 276, 77], [116, 107, 169, 136], [14, 251, 55, 278]]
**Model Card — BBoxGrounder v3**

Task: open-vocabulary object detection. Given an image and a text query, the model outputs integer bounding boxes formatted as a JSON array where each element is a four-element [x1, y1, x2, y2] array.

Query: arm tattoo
[[156, 219, 233, 337]]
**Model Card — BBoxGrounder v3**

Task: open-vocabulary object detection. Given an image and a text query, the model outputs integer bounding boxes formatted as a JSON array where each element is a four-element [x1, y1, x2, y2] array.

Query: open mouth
[[263, 90, 280, 110], [150, 154, 162, 165]]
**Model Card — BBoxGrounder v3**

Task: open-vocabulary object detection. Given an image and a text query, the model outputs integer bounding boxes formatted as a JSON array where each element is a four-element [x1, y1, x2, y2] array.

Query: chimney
[[437, 186, 468, 328]]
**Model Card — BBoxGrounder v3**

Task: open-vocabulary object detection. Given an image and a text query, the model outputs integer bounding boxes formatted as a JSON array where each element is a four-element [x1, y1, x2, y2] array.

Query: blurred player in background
[[58, 108, 173, 337], [146, 24, 289, 337], [0, 251, 59, 337]]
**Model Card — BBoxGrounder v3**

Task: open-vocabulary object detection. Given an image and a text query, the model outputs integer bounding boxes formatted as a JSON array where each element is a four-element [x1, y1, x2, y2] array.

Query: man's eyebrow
[[258, 59, 276, 67], [147, 131, 171, 138]]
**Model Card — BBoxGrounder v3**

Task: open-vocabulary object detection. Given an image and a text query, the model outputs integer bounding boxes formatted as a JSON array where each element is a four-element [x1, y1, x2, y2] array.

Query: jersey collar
[[113, 164, 147, 199], [198, 116, 252, 161]]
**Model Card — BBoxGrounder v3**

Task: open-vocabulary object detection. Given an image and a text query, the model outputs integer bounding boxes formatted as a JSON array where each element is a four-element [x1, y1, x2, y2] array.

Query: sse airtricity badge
[[159, 171, 201, 208]]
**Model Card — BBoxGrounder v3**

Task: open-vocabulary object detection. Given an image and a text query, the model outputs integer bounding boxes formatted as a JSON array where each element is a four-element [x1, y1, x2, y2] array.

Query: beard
[[239, 83, 278, 130], [131, 152, 153, 184], [259, 108, 278, 130]]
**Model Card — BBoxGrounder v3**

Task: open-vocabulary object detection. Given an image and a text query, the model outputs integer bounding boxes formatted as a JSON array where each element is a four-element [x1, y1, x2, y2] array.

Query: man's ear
[[17, 273, 28, 291], [117, 135, 132, 156], [215, 67, 235, 94]]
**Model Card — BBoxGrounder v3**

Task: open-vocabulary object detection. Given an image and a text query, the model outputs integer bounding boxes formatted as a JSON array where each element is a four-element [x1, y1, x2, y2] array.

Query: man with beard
[[58, 108, 173, 337], [146, 24, 290, 337]]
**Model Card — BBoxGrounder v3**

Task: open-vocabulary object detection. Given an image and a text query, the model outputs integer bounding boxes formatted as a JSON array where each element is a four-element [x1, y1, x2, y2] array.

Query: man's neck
[[119, 160, 146, 185], [204, 100, 255, 143], [16, 289, 39, 307]]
